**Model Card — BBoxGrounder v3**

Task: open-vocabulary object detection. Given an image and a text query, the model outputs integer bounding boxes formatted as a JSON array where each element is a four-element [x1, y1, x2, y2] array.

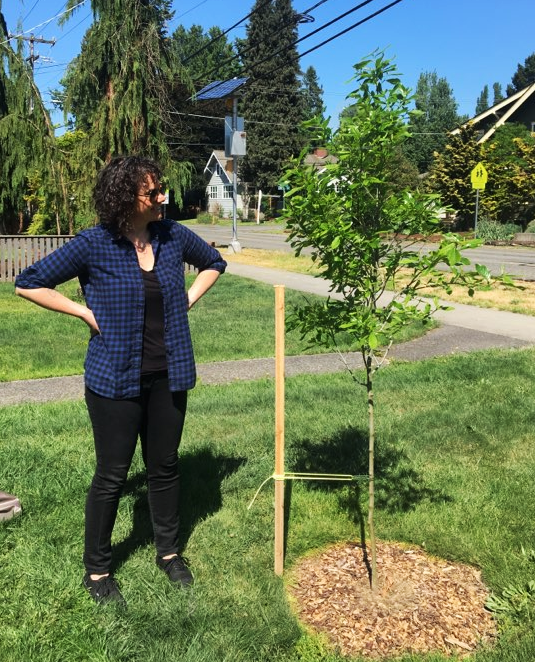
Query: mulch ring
[[287, 541, 496, 659]]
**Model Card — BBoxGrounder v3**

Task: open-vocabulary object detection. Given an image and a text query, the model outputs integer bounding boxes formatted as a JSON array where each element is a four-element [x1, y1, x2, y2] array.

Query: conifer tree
[[60, 0, 191, 219], [475, 84, 489, 114], [0, 4, 57, 233], [492, 82, 504, 105], [404, 71, 460, 174], [240, 0, 304, 192], [301, 65, 325, 122], [507, 52, 535, 96]]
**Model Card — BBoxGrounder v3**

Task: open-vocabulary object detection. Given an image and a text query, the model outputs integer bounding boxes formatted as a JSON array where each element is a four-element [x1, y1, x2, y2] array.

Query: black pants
[[83, 373, 187, 574]]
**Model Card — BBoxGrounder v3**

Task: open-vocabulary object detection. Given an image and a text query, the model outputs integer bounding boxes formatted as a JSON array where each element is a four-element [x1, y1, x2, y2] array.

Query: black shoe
[[156, 555, 194, 587], [83, 573, 126, 605]]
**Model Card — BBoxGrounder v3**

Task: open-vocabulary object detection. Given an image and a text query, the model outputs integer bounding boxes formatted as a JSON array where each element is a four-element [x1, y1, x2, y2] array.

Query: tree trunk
[[366, 353, 377, 592]]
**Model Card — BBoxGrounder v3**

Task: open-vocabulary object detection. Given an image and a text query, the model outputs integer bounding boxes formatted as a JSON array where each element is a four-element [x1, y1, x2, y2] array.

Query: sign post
[[470, 162, 488, 237]]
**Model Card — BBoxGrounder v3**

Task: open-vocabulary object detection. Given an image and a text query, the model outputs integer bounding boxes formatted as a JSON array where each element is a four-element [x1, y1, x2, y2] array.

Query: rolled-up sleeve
[[15, 234, 90, 289], [180, 225, 227, 274]]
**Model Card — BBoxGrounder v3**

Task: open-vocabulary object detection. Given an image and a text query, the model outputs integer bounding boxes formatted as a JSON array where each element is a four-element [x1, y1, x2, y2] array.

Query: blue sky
[[3, 0, 534, 130]]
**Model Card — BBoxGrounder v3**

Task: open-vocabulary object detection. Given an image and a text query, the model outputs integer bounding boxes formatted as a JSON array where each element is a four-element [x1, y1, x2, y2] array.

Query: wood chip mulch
[[287, 541, 497, 659]]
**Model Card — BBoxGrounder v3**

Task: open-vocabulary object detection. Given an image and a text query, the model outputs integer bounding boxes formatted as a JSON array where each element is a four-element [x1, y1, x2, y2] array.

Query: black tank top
[[141, 269, 167, 374]]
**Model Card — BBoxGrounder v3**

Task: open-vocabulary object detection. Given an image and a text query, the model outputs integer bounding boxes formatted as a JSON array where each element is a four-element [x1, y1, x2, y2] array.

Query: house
[[203, 150, 244, 217], [453, 82, 535, 143], [303, 147, 338, 172]]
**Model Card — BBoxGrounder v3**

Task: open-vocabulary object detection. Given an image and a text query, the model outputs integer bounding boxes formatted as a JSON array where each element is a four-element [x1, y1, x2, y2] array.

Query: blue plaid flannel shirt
[[15, 220, 226, 398]]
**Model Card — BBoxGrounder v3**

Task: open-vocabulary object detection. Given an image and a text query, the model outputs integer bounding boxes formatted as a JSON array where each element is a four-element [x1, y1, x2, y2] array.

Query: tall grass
[[2, 348, 535, 660]]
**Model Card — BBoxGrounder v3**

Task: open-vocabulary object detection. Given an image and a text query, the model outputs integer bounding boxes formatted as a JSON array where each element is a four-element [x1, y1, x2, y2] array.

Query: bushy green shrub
[[196, 211, 216, 224], [477, 217, 522, 243]]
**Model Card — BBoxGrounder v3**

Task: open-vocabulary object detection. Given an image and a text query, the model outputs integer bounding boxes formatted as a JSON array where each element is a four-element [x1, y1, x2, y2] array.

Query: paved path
[[1, 263, 533, 407]]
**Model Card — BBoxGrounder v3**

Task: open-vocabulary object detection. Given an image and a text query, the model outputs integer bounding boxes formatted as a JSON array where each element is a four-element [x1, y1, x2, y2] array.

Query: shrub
[[477, 217, 522, 243]]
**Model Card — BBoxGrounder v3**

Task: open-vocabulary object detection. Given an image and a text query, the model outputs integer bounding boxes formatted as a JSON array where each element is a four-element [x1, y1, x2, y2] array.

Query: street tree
[[60, 0, 191, 222], [404, 71, 461, 173], [283, 52, 497, 591], [506, 52, 535, 96], [240, 0, 304, 193]]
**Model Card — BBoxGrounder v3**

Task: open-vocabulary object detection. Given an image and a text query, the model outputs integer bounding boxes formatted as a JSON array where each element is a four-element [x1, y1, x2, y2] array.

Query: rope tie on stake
[[248, 471, 366, 510]]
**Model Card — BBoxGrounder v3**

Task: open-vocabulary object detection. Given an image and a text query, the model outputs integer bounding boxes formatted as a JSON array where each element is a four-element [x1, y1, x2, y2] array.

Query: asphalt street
[[187, 223, 535, 281]]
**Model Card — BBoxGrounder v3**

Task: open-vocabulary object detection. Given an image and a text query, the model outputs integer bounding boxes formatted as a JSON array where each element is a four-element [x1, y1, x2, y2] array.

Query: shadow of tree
[[111, 448, 245, 571], [288, 426, 451, 514]]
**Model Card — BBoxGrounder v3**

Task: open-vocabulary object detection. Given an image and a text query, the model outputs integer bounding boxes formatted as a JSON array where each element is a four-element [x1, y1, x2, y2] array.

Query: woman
[[15, 156, 226, 605]]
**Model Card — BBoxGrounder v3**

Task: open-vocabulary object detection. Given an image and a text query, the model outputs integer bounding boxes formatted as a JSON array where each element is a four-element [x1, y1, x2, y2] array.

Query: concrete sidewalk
[[0, 262, 533, 407]]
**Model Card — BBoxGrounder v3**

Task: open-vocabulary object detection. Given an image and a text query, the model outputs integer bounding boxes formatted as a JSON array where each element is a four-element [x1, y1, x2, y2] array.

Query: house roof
[[453, 81, 535, 143], [204, 150, 232, 183], [303, 149, 338, 167]]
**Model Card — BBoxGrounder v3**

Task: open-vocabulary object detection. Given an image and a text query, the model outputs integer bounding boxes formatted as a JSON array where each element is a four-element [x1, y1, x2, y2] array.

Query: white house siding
[[206, 173, 243, 217]]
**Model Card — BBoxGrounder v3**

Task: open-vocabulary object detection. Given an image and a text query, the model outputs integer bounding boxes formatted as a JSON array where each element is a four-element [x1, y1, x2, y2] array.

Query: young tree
[[404, 71, 460, 173], [283, 52, 496, 591], [475, 84, 489, 114], [506, 52, 535, 96], [60, 0, 191, 222], [240, 0, 304, 192]]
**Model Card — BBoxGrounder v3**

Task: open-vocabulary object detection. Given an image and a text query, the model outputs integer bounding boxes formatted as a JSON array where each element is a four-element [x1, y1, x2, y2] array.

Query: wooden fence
[[0, 235, 74, 283], [0, 234, 198, 283]]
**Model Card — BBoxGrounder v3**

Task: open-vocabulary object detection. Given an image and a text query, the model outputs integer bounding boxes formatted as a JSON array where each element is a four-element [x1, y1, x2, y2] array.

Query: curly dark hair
[[93, 155, 164, 235]]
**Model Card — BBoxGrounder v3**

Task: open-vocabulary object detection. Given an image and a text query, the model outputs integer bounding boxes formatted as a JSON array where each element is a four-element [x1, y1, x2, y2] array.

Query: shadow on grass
[[288, 426, 452, 514], [111, 448, 245, 571]]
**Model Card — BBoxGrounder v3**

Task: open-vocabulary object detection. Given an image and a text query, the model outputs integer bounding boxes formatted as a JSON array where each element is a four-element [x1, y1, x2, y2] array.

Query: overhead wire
[[0, 0, 88, 46]]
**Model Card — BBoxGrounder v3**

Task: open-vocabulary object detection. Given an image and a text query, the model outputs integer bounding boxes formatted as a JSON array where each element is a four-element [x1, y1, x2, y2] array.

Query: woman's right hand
[[82, 308, 100, 336]]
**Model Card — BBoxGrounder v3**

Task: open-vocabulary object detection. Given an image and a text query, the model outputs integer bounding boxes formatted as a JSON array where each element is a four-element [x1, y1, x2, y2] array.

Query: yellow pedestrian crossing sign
[[471, 162, 488, 189]]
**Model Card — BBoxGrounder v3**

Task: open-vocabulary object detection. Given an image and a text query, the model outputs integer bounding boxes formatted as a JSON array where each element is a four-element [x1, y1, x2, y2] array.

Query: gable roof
[[204, 150, 232, 183], [453, 82, 535, 143]]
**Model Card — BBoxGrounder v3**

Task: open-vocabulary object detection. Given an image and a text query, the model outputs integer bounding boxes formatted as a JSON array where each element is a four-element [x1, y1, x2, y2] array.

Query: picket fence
[[0, 235, 73, 283], [0, 235, 198, 283]]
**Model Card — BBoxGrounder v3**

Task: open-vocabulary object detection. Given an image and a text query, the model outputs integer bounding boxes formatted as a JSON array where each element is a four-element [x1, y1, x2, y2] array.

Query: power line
[[298, 0, 404, 61], [0, 0, 88, 46], [180, 0, 273, 66], [192, 0, 334, 85]]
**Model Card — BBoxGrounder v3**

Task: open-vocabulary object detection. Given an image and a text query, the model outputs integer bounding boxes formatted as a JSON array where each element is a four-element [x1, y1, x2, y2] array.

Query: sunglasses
[[138, 184, 167, 202]]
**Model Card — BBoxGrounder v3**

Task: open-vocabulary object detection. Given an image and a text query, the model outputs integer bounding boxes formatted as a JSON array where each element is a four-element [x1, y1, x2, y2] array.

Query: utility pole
[[8, 33, 56, 112]]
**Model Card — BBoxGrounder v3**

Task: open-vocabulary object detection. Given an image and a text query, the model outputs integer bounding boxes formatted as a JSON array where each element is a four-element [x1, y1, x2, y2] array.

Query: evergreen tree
[[404, 71, 460, 174], [60, 0, 191, 221], [0, 4, 57, 233], [301, 65, 324, 122], [506, 52, 535, 96], [167, 24, 242, 203], [172, 24, 241, 82], [475, 84, 489, 114], [492, 82, 504, 105], [240, 0, 304, 192]]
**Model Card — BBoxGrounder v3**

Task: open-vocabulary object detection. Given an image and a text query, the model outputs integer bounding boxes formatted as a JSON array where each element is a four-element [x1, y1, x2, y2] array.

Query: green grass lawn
[[2, 348, 535, 661], [0, 276, 432, 382]]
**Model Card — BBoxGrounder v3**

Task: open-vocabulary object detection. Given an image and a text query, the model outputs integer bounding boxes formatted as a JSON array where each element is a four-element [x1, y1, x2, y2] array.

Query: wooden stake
[[274, 285, 285, 576]]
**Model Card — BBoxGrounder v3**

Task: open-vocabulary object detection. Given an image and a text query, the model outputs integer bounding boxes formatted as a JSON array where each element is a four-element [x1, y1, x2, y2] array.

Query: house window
[[208, 185, 218, 198], [215, 163, 224, 177], [222, 185, 233, 199]]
